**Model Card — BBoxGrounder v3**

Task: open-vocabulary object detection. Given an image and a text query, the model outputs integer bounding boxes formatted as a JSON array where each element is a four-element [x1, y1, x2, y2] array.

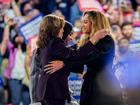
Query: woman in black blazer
[[45, 11, 124, 105], [35, 14, 108, 105]]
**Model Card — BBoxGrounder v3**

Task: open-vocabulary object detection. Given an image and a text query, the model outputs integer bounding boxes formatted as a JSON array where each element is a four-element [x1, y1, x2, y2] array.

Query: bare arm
[[24, 45, 31, 79], [11, 0, 22, 17], [1, 18, 16, 55], [0, 25, 10, 55], [118, 6, 124, 26]]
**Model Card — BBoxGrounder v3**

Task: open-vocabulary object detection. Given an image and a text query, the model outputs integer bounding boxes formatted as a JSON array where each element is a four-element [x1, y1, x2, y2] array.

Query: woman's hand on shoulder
[[90, 29, 109, 45]]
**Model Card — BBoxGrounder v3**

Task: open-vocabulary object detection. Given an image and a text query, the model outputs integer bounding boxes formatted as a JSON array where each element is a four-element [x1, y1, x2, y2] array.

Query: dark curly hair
[[37, 14, 65, 48]]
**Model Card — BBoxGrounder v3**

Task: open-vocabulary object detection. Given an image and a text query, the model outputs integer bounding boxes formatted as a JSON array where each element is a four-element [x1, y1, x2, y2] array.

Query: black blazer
[[65, 35, 123, 105], [36, 37, 100, 101]]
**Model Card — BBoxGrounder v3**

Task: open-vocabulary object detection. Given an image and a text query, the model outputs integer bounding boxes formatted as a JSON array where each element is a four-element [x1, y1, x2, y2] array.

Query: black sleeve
[[96, 35, 115, 54], [52, 41, 100, 61]]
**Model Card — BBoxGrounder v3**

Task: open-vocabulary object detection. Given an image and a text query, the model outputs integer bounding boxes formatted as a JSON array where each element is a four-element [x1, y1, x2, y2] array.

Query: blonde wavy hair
[[78, 10, 112, 48]]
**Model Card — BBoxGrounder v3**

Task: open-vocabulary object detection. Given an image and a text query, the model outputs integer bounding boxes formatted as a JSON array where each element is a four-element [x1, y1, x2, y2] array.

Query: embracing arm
[[45, 60, 84, 74], [44, 36, 114, 74], [45, 41, 100, 74], [44, 29, 109, 73], [52, 29, 108, 61], [63, 35, 115, 72], [52, 40, 99, 61], [44, 41, 96, 74]]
